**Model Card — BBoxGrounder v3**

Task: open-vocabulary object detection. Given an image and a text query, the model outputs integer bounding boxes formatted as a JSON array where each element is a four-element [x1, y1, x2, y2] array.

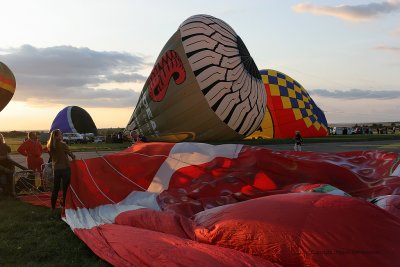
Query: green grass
[[0, 196, 110, 266], [67, 142, 130, 152], [5, 138, 22, 153]]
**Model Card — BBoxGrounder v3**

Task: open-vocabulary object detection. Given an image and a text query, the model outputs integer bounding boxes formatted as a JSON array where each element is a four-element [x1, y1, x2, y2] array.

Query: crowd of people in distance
[[130, 130, 147, 143]]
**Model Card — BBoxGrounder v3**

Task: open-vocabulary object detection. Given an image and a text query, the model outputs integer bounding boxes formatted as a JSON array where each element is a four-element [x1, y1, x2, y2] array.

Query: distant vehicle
[[81, 133, 95, 142], [94, 136, 105, 144], [332, 127, 353, 135], [63, 133, 84, 144]]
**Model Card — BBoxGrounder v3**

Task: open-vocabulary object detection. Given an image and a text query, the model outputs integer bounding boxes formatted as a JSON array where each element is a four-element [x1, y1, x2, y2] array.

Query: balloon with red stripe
[[0, 61, 16, 112]]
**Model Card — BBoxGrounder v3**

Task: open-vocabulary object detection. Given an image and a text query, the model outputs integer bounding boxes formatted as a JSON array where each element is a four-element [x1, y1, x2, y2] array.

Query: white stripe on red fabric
[[147, 143, 243, 193], [66, 191, 160, 230]]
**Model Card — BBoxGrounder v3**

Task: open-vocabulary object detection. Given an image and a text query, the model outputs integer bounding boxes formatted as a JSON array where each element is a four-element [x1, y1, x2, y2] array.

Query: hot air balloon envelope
[[0, 62, 16, 112], [19, 142, 399, 266], [126, 14, 266, 142], [248, 69, 328, 139], [50, 106, 98, 135]]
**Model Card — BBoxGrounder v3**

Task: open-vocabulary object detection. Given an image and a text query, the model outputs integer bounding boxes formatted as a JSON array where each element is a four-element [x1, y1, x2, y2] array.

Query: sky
[[1, 0, 399, 131]]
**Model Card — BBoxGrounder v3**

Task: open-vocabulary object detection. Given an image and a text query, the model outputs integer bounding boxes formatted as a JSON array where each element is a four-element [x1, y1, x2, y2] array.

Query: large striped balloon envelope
[[125, 14, 266, 142]]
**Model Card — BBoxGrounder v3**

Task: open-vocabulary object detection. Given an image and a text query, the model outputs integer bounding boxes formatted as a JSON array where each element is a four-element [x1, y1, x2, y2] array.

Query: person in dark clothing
[[47, 129, 75, 211], [0, 133, 15, 197], [139, 134, 147, 142], [294, 130, 303, 151]]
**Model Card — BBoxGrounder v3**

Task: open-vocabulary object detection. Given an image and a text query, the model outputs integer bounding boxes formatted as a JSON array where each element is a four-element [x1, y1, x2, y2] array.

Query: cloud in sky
[[293, 1, 400, 21], [0, 45, 150, 108], [309, 88, 400, 99], [373, 45, 400, 53], [392, 27, 400, 36]]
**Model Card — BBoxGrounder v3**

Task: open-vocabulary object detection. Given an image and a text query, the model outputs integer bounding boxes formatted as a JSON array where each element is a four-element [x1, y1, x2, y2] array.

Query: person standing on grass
[[47, 129, 75, 211], [17, 132, 45, 188], [0, 133, 15, 197], [294, 130, 303, 151]]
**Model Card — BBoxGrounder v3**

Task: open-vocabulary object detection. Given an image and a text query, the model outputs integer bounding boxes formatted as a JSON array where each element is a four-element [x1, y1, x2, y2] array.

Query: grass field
[[0, 196, 110, 266], [1, 134, 400, 266], [1, 138, 125, 266]]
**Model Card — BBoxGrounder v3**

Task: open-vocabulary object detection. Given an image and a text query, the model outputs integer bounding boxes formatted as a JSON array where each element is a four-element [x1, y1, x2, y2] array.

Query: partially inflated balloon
[[0, 62, 16, 112], [248, 69, 328, 139], [126, 14, 266, 142], [50, 106, 98, 135]]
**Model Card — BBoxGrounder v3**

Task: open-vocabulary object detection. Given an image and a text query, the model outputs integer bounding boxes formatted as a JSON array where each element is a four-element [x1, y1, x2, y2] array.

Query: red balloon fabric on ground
[[194, 193, 400, 267], [21, 142, 400, 266]]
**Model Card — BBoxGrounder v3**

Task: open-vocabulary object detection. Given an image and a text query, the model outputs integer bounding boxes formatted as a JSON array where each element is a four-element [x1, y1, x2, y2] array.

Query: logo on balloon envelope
[[148, 50, 186, 102]]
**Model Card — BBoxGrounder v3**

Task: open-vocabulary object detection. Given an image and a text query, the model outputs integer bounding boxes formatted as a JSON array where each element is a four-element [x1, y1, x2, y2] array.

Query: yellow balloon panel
[[0, 62, 16, 112], [247, 107, 274, 139], [126, 15, 266, 142]]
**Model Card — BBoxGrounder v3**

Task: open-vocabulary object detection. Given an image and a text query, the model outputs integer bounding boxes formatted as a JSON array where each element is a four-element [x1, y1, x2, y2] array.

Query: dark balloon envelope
[[125, 14, 266, 142], [50, 106, 98, 135], [0, 61, 16, 112], [248, 69, 328, 139]]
